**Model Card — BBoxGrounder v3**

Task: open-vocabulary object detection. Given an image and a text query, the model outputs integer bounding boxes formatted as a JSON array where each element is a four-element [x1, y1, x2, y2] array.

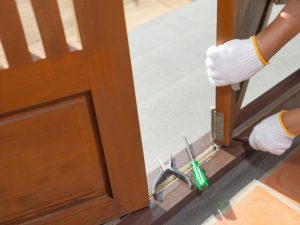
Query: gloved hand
[[249, 111, 296, 155], [206, 36, 268, 88]]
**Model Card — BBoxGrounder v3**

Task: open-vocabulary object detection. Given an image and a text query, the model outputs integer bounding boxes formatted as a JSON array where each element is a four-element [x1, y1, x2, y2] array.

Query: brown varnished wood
[[73, 0, 149, 208], [0, 1, 148, 224], [72, 1, 98, 50], [215, 87, 236, 146], [0, 52, 90, 114], [215, 0, 237, 146], [215, 0, 272, 146], [31, 0, 68, 57], [0, 94, 110, 223], [0, 0, 31, 67], [12, 196, 115, 225]]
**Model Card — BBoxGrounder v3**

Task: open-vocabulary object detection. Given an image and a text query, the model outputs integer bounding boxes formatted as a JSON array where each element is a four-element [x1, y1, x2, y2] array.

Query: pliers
[[152, 156, 193, 200]]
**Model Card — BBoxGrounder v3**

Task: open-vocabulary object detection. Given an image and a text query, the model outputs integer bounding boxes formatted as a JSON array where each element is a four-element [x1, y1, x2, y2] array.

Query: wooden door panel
[[0, 0, 148, 224], [0, 94, 112, 223], [28, 196, 115, 225], [0, 53, 90, 114]]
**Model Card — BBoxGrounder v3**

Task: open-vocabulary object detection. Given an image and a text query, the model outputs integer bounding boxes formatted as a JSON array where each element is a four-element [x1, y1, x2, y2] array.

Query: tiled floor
[[124, 0, 192, 30], [203, 146, 300, 225], [263, 148, 300, 206], [210, 186, 300, 225]]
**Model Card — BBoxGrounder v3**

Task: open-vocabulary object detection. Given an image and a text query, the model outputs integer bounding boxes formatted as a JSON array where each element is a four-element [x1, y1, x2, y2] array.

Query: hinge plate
[[211, 107, 224, 143]]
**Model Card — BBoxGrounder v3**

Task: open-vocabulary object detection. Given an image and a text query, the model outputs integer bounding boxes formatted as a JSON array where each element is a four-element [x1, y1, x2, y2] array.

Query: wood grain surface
[[0, 0, 148, 224]]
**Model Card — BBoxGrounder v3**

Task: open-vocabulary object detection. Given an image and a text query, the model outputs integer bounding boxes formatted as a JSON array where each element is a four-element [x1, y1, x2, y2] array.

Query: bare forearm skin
[[254, 1, 300, 137], [256, 0, 300, 61], [283, 109, 300, 136]]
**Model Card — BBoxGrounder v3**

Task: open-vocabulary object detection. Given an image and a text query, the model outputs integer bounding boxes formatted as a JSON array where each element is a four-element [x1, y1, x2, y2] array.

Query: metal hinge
[[210, 107, 224, 145]]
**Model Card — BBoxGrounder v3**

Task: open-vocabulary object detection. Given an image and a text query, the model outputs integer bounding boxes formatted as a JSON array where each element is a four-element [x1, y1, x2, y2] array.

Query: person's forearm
[[256, 0, 300, 61], [283, 108, 300, 136]]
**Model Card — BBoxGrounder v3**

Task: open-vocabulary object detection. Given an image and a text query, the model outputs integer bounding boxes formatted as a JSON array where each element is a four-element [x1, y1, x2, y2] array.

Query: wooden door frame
[[118, 0, 300, 224], [214, 0, 273, 146]]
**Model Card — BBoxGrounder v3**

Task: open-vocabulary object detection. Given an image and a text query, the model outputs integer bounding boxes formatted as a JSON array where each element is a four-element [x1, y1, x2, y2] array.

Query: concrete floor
[[128, 0, 300, 174]]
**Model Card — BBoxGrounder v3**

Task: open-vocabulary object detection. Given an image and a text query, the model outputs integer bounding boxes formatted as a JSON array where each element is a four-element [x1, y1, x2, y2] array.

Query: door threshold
[[118, 69, 300, 225]]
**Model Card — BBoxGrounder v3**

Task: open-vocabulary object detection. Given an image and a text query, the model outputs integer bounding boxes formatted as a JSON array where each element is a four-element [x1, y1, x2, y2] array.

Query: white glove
[[206, 36, 268, 88], [249, 112, 296, 155]]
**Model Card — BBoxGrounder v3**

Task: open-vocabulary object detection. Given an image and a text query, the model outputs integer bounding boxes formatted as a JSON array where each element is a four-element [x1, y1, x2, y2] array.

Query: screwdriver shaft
[[183, 135, 194, 160]]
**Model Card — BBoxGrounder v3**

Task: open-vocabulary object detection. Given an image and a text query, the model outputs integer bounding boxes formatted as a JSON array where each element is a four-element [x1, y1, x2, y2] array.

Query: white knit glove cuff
[[249, 112, 295, 155], [206, 36, 268, 87]]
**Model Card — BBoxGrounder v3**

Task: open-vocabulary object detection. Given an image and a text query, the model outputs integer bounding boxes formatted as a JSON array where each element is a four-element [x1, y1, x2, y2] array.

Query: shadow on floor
[[165, 142, 299, 225]]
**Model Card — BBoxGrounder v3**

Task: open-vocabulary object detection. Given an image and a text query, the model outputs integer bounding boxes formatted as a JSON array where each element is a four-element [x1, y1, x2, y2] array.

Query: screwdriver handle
[[183, 135, 208, 190], [191, 161, 208, 190]]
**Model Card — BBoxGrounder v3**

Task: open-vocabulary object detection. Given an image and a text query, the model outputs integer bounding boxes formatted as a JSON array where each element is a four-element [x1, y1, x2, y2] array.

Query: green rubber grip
[[191, 161, 208, 190]]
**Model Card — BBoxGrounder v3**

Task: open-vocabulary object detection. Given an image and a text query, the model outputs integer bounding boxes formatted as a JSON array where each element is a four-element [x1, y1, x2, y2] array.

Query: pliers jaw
[[152, 156, 193, 201]]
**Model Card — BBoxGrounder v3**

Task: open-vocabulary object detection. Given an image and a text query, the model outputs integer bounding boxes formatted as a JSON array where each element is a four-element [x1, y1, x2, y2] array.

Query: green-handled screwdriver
[[183, 135, 208, 190]]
